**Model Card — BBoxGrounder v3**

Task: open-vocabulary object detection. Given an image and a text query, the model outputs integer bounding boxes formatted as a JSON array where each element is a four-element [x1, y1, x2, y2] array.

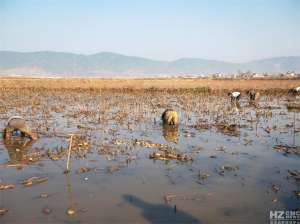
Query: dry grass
[[0, 77, 300, 93]]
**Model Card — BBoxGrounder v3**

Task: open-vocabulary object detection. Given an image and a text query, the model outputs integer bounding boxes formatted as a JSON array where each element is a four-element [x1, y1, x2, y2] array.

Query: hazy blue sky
[[0, 0, 299, 62]]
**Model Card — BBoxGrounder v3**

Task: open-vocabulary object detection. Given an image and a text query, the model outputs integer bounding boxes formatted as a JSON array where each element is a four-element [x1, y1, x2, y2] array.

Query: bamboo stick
[[65, 134, 74, 172]]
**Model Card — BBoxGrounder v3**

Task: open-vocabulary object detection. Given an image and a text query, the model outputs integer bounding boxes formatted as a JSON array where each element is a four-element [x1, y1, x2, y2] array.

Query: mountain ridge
[[0, 51, 299, 76]]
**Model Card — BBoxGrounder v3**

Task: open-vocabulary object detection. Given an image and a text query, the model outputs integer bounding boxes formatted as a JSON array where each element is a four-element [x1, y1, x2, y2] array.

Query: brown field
[[0, 77, 300, 92]]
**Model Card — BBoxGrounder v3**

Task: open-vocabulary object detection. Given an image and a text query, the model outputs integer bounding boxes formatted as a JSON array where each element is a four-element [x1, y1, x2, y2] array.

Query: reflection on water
[[162, 124, 179, 143], [3, 138, 35, 166], [231, 101, 241, 109], [249, 101, 259, 108], [65, 173, 77, 216]]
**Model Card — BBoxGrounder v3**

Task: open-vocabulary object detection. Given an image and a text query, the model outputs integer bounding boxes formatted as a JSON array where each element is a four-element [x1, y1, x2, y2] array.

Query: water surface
[[0, 90, 299, 223]]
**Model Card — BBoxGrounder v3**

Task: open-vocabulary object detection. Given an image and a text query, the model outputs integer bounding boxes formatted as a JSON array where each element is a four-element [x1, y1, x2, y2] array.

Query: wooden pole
[[66, 134, 74, 172]]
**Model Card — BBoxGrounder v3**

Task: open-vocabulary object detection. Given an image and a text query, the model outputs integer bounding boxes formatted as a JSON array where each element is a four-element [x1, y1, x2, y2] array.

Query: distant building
[[286, 71, 296, 78], [252, 73, 265, 78]]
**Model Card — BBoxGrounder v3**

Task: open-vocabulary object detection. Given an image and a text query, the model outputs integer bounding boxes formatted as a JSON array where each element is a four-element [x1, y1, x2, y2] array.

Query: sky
[[0, 0, 299, 62]]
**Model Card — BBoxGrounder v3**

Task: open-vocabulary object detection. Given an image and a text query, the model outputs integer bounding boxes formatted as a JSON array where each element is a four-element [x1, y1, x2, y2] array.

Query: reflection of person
[[162, 124, 179, 143], [3, 116, 37, 140], [287, 104, 300, 113], [231, 101, 241, 112], [3, 138, 35, 165], [249, 101, 259, 109]]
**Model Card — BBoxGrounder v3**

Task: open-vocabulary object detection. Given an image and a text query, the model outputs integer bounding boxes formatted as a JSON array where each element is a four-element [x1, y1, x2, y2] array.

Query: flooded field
[[0, 88, 299, 223]]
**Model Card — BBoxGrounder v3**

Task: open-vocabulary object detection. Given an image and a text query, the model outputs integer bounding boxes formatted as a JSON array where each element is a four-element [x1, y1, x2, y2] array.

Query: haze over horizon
[[1, 0, 299, 63], [1, 50, 300, 64]]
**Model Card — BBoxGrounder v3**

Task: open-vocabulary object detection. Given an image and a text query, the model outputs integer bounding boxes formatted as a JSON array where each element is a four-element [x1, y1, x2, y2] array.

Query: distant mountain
[[0, 51, 299, 77]]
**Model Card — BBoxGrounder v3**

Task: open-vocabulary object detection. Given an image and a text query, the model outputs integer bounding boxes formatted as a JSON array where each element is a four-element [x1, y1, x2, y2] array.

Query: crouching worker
[[247, 90, 260, 101], [162, 109, 179, 126], [3, 116, 37, 140]]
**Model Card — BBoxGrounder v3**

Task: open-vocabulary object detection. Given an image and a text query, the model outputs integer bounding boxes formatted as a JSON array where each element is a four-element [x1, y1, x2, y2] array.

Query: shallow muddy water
[[0, 90, 299, 224]]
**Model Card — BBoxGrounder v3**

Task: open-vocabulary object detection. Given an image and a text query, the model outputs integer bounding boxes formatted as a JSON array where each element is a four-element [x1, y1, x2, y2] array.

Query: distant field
[[0, 77, 299, 92]]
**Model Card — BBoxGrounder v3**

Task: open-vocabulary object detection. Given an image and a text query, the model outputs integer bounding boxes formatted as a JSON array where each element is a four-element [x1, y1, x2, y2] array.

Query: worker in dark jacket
[[247, 90, 260, 101]]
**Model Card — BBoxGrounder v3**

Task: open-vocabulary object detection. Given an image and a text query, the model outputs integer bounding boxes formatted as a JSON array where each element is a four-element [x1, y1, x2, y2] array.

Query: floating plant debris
[[0, 208, 8, 216], [0, 184, 15, 190], [273, 145, 300, 155], [21, 177, 48, 187], [149, 151, 193, 162]]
